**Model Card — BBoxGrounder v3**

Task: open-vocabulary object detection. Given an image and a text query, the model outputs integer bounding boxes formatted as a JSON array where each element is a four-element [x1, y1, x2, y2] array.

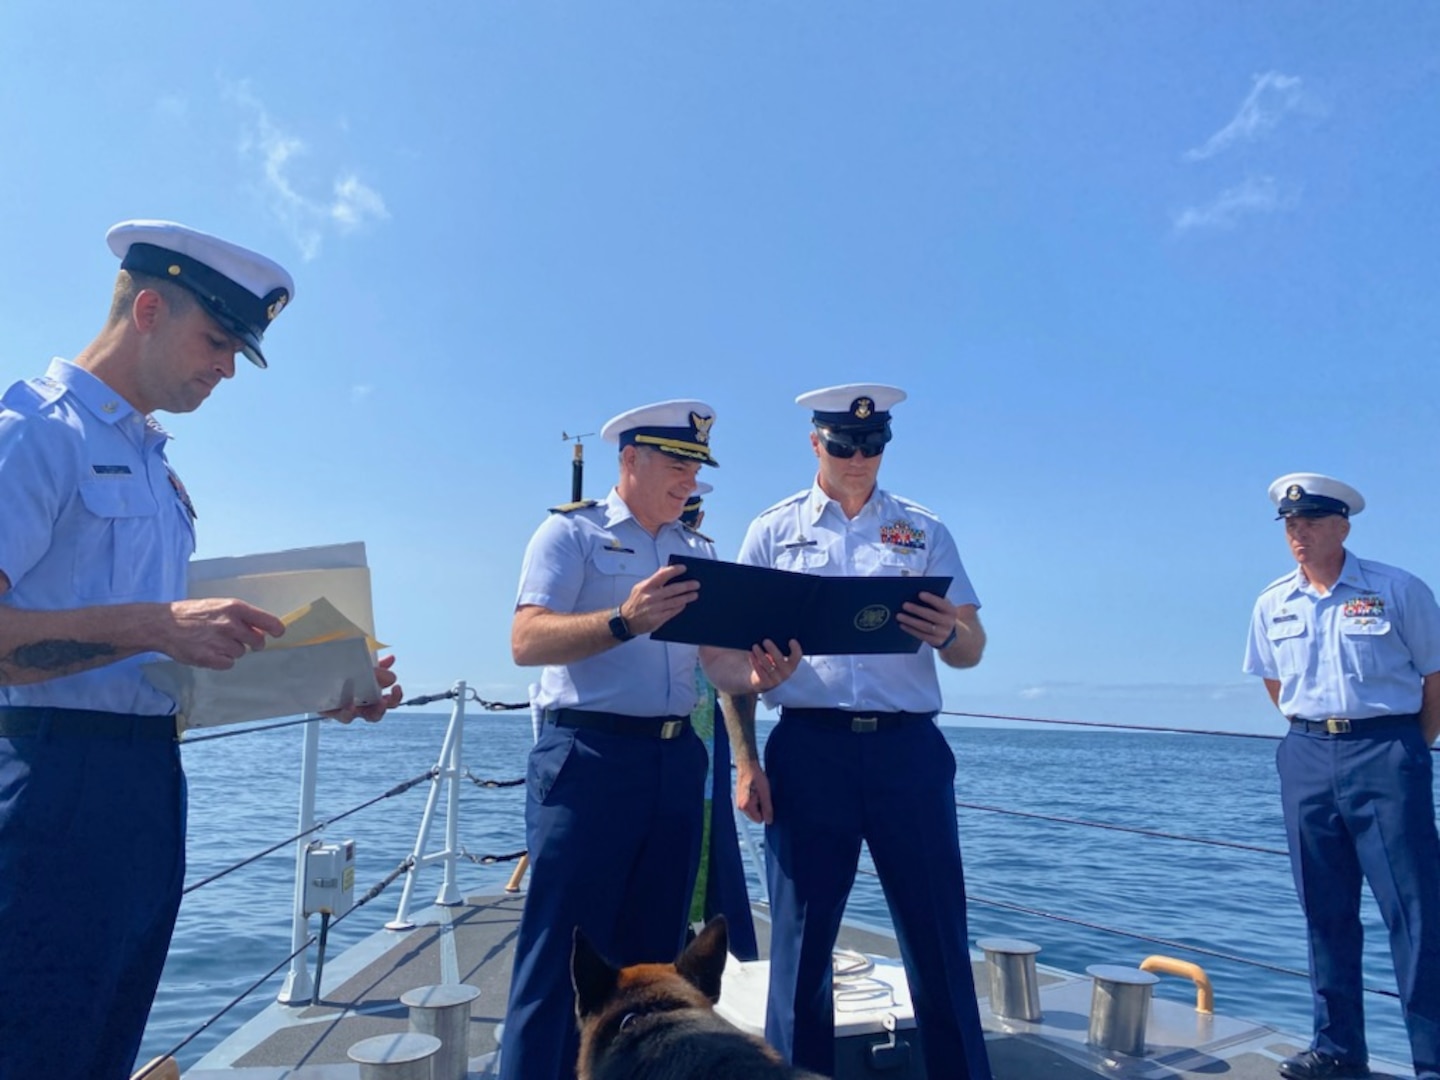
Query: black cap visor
[[1277, 494, 1350, 520], [207, 310, 269, 369], [122, 242, 275, 368]]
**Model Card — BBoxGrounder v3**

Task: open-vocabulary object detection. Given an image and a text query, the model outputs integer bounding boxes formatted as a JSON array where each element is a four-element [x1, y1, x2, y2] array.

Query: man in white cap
[[717, 383, 993, 1079], [501, 400, 799, 1080], [0, 221, 402, 1078], [1244, 473, 1440, 1080], [680, 479, 712, 533]]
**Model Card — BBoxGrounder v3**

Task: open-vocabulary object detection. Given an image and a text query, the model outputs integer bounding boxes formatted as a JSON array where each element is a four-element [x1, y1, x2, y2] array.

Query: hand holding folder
[[649, 555, 952, 655]]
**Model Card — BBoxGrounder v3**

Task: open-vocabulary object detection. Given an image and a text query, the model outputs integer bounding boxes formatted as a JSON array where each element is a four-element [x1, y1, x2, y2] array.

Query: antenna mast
[[560, 431, 595, 503]]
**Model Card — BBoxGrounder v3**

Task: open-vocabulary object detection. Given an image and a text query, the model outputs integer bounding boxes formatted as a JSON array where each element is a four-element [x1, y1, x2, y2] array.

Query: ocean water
[[136, 712, 1424, 1072]]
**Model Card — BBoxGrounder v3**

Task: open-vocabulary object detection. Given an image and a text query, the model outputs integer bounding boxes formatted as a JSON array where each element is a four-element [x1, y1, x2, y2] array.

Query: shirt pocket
[[73, 478, 160, 601], [587, 546, 643, 607], [1340, 617, 1393, 678], [874, 550, 922, 577], [775, 544, 830, 572], [1266, 618, 1308, 680]]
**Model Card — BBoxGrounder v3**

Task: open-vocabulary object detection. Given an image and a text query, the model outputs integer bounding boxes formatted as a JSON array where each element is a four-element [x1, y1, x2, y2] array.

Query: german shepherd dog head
[[572, 916, 828, 1079]]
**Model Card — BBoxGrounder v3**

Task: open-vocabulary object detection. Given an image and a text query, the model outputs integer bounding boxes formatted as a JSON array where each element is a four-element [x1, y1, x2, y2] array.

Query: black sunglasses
[[822, 437, 885, 459]]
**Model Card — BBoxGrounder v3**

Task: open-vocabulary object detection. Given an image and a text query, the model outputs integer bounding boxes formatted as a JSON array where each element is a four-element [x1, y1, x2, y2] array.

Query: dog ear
[[675, 915, 729, 1004], [571, 926, 619, 1020]]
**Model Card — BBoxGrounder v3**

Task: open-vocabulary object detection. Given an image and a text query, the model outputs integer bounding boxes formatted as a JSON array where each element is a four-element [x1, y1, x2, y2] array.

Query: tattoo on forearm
[[1, 639, 118, 682], [719, 692, 761, 760]]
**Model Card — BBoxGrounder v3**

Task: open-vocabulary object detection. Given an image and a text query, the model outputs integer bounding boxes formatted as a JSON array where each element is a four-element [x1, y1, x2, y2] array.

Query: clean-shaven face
[[630, 446, 702, 523], [138, 298, 242, 414], [811, 429, 883, 501], [1284, 513, 1349, 567]]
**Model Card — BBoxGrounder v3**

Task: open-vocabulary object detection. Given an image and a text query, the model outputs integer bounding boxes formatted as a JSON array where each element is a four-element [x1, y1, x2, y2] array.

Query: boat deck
[[187, 891, 1414, 1080]]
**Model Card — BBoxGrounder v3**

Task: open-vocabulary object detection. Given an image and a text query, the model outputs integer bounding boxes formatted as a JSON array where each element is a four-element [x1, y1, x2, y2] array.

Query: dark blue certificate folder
[[649, 555, 952, 655]]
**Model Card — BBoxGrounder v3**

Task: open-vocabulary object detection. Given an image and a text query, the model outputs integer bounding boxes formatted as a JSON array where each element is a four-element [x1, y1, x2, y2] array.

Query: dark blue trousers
[[498, 723, 707, 1080], [0, 723, 185, 1080], [763, 717, 993, 1080], [1278, 721, 1440, 1074]]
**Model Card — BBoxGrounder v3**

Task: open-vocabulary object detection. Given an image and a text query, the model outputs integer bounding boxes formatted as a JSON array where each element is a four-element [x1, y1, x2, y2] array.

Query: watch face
[[609, 609, 634, 642]]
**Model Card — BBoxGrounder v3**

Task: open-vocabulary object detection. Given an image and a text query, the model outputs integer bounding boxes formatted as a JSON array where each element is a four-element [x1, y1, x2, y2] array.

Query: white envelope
[[144, 637, 381, 732], [186, 542, 376, 637], [142, 542, 382, 732]]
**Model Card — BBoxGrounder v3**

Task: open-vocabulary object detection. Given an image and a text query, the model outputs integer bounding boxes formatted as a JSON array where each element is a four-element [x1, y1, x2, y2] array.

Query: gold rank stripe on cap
[[632, 434, 717, 462]]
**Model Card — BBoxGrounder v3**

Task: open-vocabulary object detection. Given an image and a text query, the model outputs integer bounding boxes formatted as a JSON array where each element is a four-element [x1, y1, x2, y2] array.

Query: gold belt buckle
[[851, 716, 879, 733], [659, 720, 684, 740], [1325, 717, 1352, 734]]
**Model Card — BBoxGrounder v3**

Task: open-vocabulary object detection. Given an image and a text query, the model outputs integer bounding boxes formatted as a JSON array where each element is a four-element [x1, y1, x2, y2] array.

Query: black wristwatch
[[608, 606, 635, 642]]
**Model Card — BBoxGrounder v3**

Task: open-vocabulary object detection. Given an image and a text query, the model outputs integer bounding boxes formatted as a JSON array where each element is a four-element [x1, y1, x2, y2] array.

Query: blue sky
[[2, 4, 1436, 733]]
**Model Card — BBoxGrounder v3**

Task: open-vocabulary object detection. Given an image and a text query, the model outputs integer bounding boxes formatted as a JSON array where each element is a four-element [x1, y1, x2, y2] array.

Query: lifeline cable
[[954, 800, 1290, 857], [939, 708, 1439, 751], [152, 856, 417, 1071], [133, 933, 318, 1076], [182, 770, 436, 895]]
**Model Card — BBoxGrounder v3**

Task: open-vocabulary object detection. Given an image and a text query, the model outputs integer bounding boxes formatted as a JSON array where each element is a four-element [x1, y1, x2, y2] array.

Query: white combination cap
[[600, 399, 719, 466], [106, 220, 295, 369], [795, 383, 907, 430], [1268, 472, 1365, 518]]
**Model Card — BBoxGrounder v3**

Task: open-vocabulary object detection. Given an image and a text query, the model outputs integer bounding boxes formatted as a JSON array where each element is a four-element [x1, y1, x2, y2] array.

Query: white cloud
[[1173, 176, 1293, 234], [1185, 72, 1310, 162], [225, 81, 389, 260], [331, 175, 388, 231]]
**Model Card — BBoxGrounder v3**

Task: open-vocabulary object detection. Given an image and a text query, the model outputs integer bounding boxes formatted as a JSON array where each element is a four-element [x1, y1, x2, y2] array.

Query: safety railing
[[134, 683, 528, 1078], [138, 694, 1429, 1076]]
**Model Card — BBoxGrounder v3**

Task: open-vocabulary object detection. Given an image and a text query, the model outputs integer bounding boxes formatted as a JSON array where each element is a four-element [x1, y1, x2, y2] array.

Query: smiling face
[[619, 445, 702, 532]]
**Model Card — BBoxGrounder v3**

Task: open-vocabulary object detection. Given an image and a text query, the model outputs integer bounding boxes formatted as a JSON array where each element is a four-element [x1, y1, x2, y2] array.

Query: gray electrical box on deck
[[302, 839, 355, 917]]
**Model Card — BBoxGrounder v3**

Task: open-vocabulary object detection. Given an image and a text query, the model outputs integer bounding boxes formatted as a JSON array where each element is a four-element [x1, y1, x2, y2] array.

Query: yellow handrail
[[1140, 955, 1214, 1014], [505, 852, 531, 893]]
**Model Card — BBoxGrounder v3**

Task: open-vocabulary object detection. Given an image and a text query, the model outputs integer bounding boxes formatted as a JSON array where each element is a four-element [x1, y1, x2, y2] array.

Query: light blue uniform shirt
[[738, 481, 979, 714], [1243, 551, 1440, 719], [0, 360, 194, 715], [518, 487, 714, 717]]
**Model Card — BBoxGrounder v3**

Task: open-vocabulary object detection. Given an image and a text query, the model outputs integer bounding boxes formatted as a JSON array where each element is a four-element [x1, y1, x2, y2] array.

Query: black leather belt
[[1288, 713, 1419, 735], [780, 707, 936, 733], [546, 708, 690, 740], [0, 706, 177, 741]]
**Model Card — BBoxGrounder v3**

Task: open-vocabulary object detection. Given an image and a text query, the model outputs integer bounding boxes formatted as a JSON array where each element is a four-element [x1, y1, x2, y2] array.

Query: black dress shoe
[[1277, 1050, 1370, 1080]]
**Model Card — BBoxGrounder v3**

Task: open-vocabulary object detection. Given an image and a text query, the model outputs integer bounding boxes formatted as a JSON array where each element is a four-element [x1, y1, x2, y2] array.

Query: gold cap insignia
[[691, 412, 714, 444], [267, 292, 289, 321], [853, 397, 874, 420], [1287, 484, 1304, 501]]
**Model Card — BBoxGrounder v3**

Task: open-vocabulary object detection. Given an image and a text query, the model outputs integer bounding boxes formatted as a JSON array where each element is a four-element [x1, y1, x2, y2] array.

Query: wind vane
[[561, 431, 595, 503]]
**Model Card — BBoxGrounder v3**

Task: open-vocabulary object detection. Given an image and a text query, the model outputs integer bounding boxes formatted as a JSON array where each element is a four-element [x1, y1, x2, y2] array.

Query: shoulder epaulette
[[1351, 557, 1411, 586], [685, 526, 714, 542], [755, 490, 809, 519], [1259, 570, 1297, 595], [891, 493, 939, 519], [1, 376, 66, 415], [548, 499, 598, 514]]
